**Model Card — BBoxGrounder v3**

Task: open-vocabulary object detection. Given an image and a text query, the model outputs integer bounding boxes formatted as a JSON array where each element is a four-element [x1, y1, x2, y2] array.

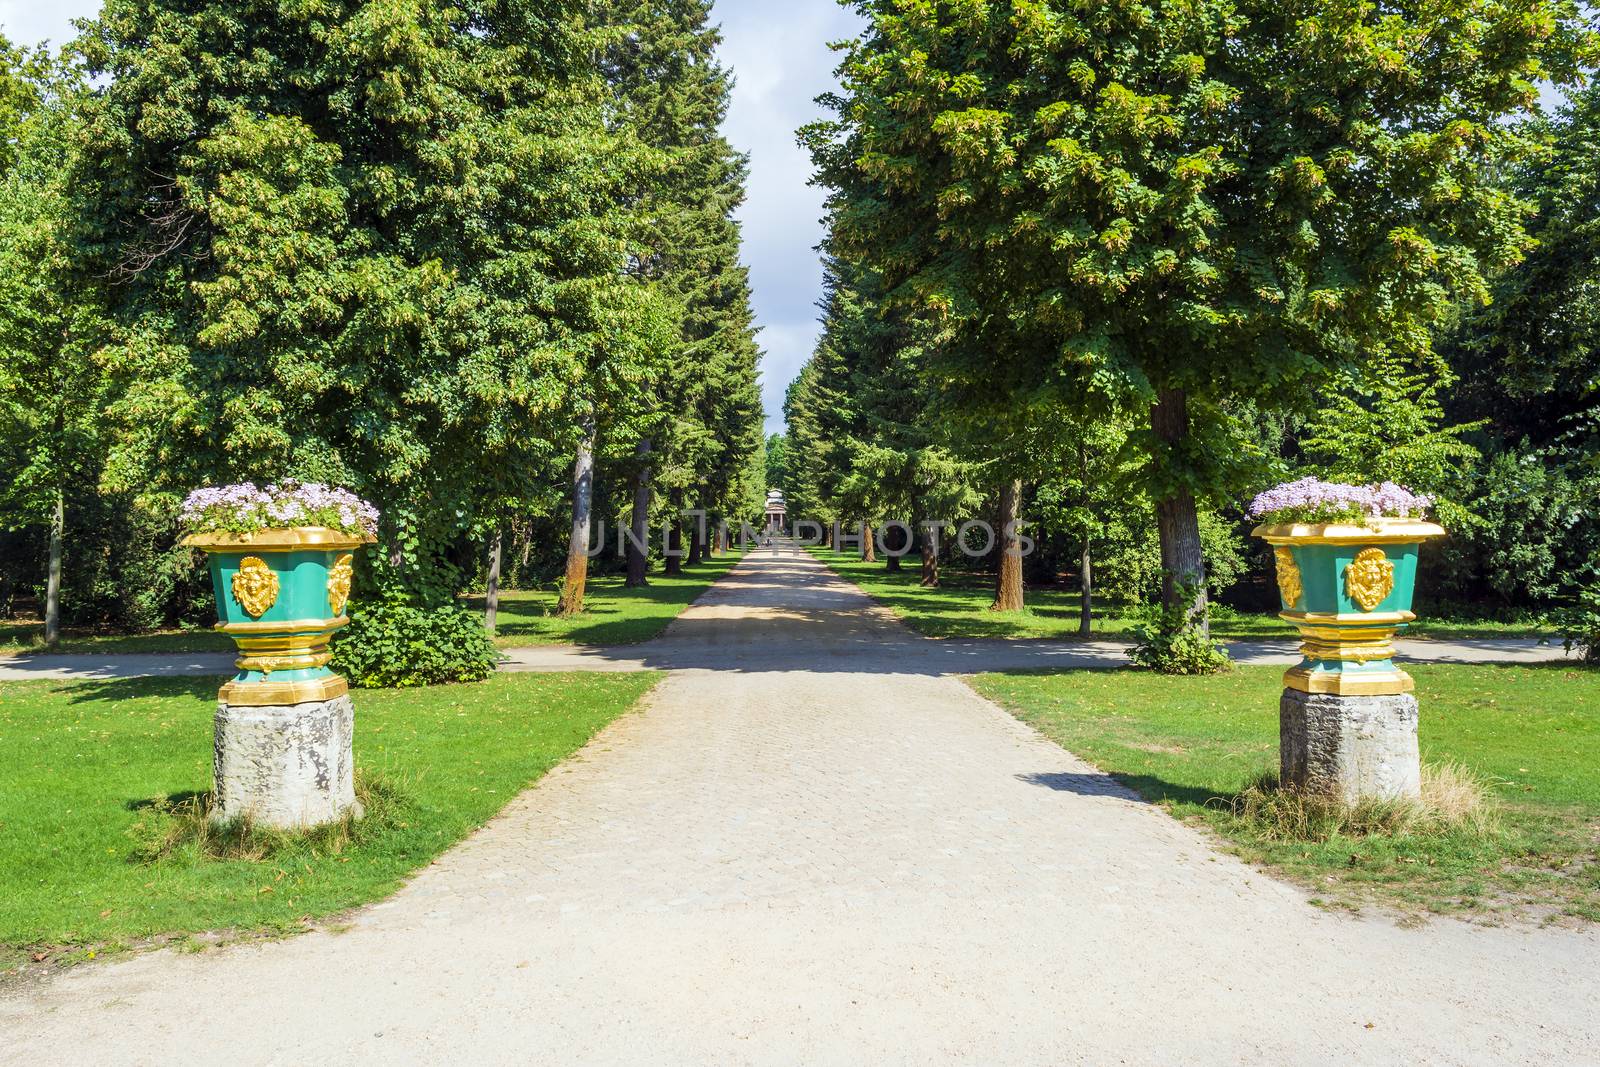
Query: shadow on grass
[[124, 790, 208, 812], [55, 675, 222, 706]]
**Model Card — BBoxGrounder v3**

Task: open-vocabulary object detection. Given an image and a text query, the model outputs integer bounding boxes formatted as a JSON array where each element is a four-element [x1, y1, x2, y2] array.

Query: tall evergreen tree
[[594, 0, 763, 583]]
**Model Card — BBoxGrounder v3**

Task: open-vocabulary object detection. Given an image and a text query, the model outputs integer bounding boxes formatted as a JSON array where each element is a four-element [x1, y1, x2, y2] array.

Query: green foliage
[[1128, 582, 1232, 675], [1297, 356, 1482, 529], [808, 0, 1594, 624], [1447, 82, 1600, 447], [332, 603, 499, 689], [69, 0, 653, 603], [1550, 573, 1600, 663], [1434, 447, 1599, 605], [594, 0, 765, 533]]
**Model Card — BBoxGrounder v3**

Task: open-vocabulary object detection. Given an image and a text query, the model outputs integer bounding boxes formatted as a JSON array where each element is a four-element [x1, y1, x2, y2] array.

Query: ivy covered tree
[[811, 0, 1593, 639]]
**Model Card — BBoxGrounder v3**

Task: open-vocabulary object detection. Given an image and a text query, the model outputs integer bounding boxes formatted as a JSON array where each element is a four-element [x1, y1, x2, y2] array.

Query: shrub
[[1550, 578, 1600, 664], [1127, 583, 1232, 675], [331, 602, 499, 688]]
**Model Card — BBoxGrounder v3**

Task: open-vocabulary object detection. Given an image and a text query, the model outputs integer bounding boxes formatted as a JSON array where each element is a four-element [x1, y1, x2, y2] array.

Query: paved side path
[[4, 548, 1596, 1065]]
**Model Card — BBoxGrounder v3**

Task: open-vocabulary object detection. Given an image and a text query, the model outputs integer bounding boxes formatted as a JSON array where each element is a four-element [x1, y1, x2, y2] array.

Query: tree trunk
[[884, 523, 902, 572], [556, 419, 595, 616], [920, 531, 939, 587], [625, 437, 652, 587], [1151, 387, 1208, 633], [1079, 539, 1093, 636], [686, 509, 704, 566], [44, 486, 63, 648], [991, 478, 1025, 612], [664, 492, 684, 576], [861, 521, 876, 563], [484, 529, 503, 635]]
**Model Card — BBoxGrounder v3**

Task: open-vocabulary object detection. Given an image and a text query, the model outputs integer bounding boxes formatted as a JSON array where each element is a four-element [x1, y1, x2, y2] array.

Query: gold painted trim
[[1253, 519, 1445, 546], [1281, 610, 1415, 627], [235, 652, 334, 675], [1284, 667, 1414, 697], [219, 676, 349, 706], [1298, 638, 1397, 663], [183, 527, 375, 551], [216, 616, 349, 635]]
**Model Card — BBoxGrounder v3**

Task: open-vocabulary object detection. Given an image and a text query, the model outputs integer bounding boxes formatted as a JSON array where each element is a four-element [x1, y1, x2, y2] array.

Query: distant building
[[765, 490, 787, 535]]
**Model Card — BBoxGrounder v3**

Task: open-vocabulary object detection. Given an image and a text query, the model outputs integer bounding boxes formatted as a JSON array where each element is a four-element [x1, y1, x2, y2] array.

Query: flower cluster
[[1249, 477, 1433, 526], [181, 482, 379, 537]]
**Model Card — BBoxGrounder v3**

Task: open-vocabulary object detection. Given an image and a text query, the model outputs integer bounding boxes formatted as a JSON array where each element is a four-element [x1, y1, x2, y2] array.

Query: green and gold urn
[[1250, 480, 1444, 698], [180, 482, 379, 707], [183, 527, 374, 705]]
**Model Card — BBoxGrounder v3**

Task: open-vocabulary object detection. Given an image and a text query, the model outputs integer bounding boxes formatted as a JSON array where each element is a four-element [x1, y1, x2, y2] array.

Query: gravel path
[[3, 546, 1595, 1065]]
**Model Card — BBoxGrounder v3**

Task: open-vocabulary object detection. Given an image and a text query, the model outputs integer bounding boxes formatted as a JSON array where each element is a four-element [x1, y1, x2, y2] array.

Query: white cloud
[[3, 0, 853, 437]]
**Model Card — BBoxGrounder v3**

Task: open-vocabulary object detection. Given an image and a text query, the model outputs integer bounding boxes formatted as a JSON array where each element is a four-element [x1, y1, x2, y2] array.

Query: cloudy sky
[[0, 0, 860, 436]]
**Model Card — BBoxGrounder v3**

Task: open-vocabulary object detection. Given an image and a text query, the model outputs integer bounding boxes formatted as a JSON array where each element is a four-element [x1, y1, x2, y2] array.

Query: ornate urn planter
[[183, 527, 373, 706], [180, 484, 379, 829], [1248, 480, 1445, 804], [1252, 517, 1446, 698]]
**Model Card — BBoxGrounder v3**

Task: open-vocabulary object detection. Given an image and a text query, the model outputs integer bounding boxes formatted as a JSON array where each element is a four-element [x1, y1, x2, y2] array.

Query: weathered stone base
[[213, 695, 358, 829], [1279, 689, 1420, 804]]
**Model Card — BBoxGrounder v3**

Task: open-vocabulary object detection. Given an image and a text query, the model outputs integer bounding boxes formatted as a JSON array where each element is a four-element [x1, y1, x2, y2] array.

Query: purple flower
[[1249, 477, 1432, 524], [181, 481, 380, 537]]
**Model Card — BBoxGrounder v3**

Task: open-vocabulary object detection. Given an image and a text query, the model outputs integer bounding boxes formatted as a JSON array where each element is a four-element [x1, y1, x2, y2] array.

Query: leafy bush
[[1128, 583, 1232, 675], [1434, 447, 1598, 606], [331, 602, 499, 688], [1550, 576, 1600, 664]]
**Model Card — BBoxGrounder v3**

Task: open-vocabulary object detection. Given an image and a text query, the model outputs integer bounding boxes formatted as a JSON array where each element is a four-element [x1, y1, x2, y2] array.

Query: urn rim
[[181, 526, 377, 551]]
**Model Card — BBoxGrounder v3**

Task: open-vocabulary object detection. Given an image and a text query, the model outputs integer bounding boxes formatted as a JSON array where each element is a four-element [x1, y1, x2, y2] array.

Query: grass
[[0, 671, 660, 969], [0, 552, 744, 656], [970, 663, 1600, 921], [809, 547, 1549, 641]]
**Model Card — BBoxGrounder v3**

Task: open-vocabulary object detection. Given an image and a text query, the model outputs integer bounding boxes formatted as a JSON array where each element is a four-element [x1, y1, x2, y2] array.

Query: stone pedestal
[[1279, 689, 1420, 804], [212, 695, 358, 828]]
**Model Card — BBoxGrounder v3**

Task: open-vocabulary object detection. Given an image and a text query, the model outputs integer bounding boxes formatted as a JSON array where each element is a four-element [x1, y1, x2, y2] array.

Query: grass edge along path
[[970, 663, 1600, 923], [808, 546, 1548, 642], [0, 551, 747, 656], [1, 670, 662, 973]]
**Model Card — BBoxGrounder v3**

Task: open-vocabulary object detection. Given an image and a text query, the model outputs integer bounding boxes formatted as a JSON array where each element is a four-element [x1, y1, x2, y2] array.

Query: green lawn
[[810, 547, 1548, 641], [971, 664, 1600, 920], [0, 671, 660, 967], [0, 552, 744, 656]]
